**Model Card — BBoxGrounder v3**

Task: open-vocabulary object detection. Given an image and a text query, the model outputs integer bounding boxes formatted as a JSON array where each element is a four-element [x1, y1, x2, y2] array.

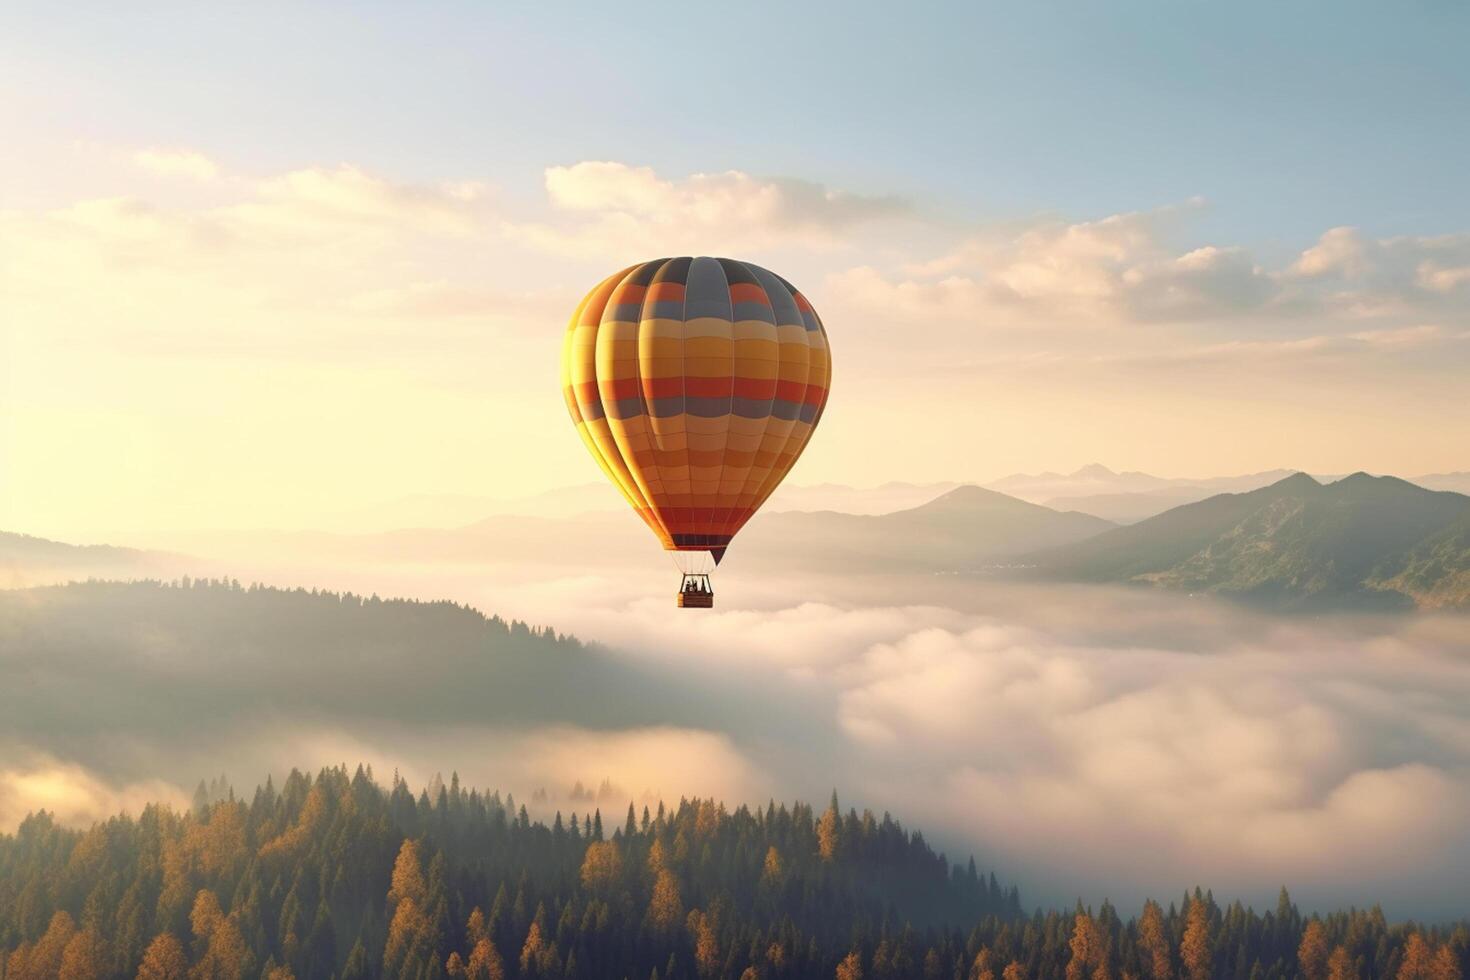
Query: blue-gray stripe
[[645, 300, 685, 320], [750, 266, 803, 327], [732, 300, 776, 323], [685, 257, 732, 320]]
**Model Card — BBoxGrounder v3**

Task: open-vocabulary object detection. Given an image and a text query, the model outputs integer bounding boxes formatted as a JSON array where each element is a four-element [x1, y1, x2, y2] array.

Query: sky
[[3, 1, 1470, 538]]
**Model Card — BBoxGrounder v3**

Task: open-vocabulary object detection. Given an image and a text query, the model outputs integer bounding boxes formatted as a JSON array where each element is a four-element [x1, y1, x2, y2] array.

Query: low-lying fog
[[4, 540, 1470, 921]]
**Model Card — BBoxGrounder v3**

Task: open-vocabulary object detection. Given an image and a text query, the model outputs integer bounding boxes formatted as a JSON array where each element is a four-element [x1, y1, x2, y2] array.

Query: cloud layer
[[7, 552, 1470, 920]]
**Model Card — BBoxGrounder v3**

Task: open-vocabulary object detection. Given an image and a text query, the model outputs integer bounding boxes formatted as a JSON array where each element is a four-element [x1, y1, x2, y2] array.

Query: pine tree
[[1298, 921, 1329, 980], [1179, 898, 1212, 980], [648, 870, 683, 933], [1399, 934, 1434, 980], [817, 792, 841, 861], [1137, 899, 1171, 980], [136, 933, 189, 980], [57, 927, 109, 980]]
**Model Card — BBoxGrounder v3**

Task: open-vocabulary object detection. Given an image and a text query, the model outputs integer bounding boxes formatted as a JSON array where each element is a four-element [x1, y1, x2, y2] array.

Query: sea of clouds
[[4, 552, 1469, 920]]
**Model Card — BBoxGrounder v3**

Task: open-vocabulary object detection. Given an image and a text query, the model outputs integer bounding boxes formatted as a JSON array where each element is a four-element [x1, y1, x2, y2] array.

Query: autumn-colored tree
[[1067, 911, 1109, 980], [1179, 898, 1212, 980], [384, 896, 428, 980], [519, 921, 545, 976], [647, 838, 669, 875], [446, 952, 466, 978], [1002, 961, 1027, 980], [137, 933, 189, 980], [188, 802, 248, 879], [465, 939, 505, 980], [9, 910, 77, 980], [648, 868, 684, 932], [818, 793, 840, 861], [761, 845, 783, 887], [189, 890, 223, 954], [191, 915, 251, 980], [688, 909, 720, 978], [466, 907, 489, 947], [389, 838, 427, 909], [58, 927, 110, 980], [1326, 945, 1354, 980], [1400, 934, 1436, 980], [580, 840, 623, 892], [1137, 900, 1171, 980], [1299, 920, 1330, 980], [1431, 945, 1461, 980], [262, 964, 295, 980], [971, 947, 996, 980], [767, 943, 788, 971], [836, 950, 863, 980]]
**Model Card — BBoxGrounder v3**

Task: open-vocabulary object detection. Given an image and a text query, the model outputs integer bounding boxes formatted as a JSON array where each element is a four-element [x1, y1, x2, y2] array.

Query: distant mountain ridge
[[731, 484, 1114, 573], [1024, 473, 1470, 610], [0, 531, 163, 588]]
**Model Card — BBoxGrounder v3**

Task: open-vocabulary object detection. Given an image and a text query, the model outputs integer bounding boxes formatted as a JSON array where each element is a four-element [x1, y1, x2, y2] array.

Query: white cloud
[[509, 161, 909, 258], [0, 754, 188, 830], [0, 157, 518, 363], [827, 210, 1470, 339], [132, 147, 221, 181]]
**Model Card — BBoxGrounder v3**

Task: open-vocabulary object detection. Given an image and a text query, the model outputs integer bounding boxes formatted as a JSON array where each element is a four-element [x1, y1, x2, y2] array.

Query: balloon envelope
[[561, 256, 831, 564]]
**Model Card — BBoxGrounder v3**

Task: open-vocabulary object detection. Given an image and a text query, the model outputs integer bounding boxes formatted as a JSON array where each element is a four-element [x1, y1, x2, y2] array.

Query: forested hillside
[[0, 579, 726, 741], [1025, 474, 1470, 610], [2, 767, 1466, 980]]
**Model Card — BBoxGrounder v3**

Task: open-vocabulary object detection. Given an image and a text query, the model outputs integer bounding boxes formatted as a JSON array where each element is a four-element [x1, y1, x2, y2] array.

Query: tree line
[[0, 766, 1464, 979]]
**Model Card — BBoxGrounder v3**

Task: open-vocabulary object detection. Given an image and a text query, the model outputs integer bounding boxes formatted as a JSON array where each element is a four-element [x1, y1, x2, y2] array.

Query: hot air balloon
[[561, 257, 832, 607]]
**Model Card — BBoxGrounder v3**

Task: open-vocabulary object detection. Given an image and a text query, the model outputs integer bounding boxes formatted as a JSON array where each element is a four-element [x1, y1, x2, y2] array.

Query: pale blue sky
[[5, 2, 1469, 251]]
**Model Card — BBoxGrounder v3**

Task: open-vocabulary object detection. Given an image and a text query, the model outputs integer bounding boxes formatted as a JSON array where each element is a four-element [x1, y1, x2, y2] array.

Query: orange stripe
[[646, 282, 685, 301]]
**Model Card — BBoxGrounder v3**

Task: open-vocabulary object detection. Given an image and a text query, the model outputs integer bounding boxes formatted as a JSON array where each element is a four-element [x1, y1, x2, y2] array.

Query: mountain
[[0, 530, 167, 588], [982, 463, 1304, 506], [764, 480, 958, 515], [1369, 509, 1470, 610], [0, 579, 720, 735], [328, 481, 961, 533], [1413, 471, 1470, 496], [731, 485, 1114, 573], [1040, 486, 1222, 524], [1025, 473, 1470, 610]]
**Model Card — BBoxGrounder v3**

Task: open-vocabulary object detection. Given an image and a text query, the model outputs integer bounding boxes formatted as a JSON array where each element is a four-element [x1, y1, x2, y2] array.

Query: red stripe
[[732, 377, 777, 399], [729, 283, 771, 305], [598, 378, 641, 400], [774, 380, 806, 402], [685, 377, 733, 397], [793, 292, 814, 312], [805, 385, 828, 406], [641, 377, 684, 399]]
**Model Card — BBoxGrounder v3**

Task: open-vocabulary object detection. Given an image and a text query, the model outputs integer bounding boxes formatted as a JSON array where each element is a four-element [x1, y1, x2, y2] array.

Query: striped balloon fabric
[[561, 257, 832, 565]]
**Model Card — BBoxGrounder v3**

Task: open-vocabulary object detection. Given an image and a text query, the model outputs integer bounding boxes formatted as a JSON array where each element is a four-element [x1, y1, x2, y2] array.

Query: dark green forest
[[2, 767, 1466, 980]]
